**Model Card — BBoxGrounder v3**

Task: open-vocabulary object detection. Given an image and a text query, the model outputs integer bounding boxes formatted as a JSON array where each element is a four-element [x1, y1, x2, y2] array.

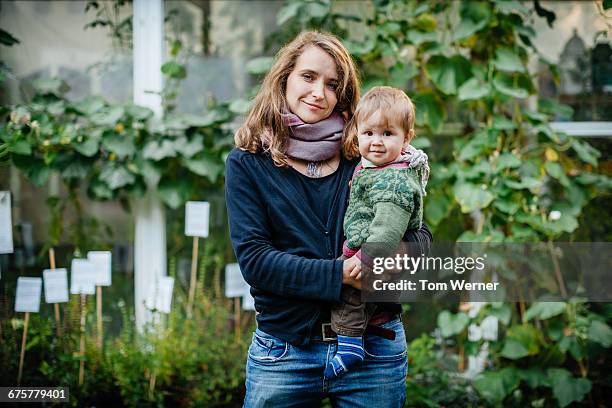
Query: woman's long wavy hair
[[234, 31, 361, 167]]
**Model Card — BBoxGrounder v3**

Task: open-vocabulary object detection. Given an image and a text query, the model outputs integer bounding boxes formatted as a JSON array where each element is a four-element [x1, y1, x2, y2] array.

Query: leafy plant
[[269, 1, 612, 406]]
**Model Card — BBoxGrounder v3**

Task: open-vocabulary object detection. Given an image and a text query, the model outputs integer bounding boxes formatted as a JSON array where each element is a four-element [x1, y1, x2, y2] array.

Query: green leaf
[[495, 153, 521, 170], [142, 139, 177, 161], [276, 2, 301, 25], [161, 61, 186, 79], [559, 336, 583, 360], [553, 211, 579, 233], [74, 137, 100, 157], [173, 136, 203, 158], [524, 302, 566, 321], [90, 106, 125, 126], [414, 92, 445, 133], [452, 17, 487, 41], [539, 98, 574, 119], [414, 13, 437, 31], [545, 162, 570, 187], [9, 139, 32, 155], [72, 96, 106, 115], [157, 178, 191, 209], [493, 47, 525, 72], [547, 369, 592, 407], [182, 154, 223, 182], [425, 55, 471, 95], [495, 0, 531, 15], [505, 324, 542, 357], [437, 311, 469, 337], [89, 178, 114, 200], [32, 78, 69, 96], [406, 29, 437, 45], [411, 137, 431, 150], [518, 368, 549, 388], [453, 182, 494, 213], [307, 1, 329, 18], [61, 160, 90, 179], [473, 368, 520, 404], [458, 78, 491, 100], [99, 164, 135, 189], [31, 166, 51, 186], [425, 190, 451, 226], [246, 57, 274, 75], [571, 139, 600, 167], [125, 104, 154, 121], [133, 159, 161, 182], [494, 199, 520, 215], [488, 304, 512, 325], [493, 73, 529, 98], [492, 115, 516, 130], [588, 320, 612, 347], [101, 132, 135, 158], [501, 339, 530, 359], [505, 176, 542, 191], [604, 0, 612, 10]]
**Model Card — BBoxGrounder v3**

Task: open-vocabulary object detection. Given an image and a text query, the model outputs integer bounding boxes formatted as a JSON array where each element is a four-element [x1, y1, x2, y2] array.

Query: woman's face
[[285, 46, 339, 123]]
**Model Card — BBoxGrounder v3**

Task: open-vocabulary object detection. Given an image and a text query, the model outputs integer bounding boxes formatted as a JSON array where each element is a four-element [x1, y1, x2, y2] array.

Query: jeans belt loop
[[321, 323, 336, 341]]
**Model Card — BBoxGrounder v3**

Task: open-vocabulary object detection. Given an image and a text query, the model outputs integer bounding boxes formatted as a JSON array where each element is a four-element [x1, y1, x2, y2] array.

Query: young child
[[325, 86, 429, 379]]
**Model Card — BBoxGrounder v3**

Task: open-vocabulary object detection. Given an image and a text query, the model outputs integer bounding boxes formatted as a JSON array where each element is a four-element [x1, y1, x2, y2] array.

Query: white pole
[[133, 0, 166, 332]]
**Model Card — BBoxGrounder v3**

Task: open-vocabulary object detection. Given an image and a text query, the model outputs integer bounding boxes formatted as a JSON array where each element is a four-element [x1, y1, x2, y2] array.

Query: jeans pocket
[[248, 330, 289, 363], [364, 319, 407, 361]]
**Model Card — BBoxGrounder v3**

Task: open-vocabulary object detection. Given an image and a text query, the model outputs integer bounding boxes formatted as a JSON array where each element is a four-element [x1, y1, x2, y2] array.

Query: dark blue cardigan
[[225, 148, 432, 345]]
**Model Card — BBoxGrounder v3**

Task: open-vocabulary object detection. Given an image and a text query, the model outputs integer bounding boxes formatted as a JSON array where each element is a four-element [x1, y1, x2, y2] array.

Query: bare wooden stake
[[78, 294, 87, 385], [187, 237, 199, 317], [17, 312, 30, 385], [234, 297, 241, 342], [49, 248, 62, 336], [96, 286, 103, 349]]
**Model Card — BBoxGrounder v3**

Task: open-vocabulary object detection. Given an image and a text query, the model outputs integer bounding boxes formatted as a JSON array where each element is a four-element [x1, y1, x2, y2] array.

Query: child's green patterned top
[[344, 166, 424, 250]]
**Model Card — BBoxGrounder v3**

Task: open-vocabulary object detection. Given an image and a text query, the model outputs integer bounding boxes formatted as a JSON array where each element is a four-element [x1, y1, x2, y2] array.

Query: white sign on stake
[[43, 268, 69, 303], [242, 290, 255, 311], [87, 251, 112, 286], [15, 277, 42, 313], [70, 259, 96, 295], [0, 192, 14, 254], [185, 201, 210, 238], [225, 263, 248, 298], [145, 276, 174, 314]]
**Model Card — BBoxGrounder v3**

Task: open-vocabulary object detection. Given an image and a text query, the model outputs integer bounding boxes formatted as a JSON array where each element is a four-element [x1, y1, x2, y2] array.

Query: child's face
[[285, 46, 339, 124], [357, 111, 407, 166]]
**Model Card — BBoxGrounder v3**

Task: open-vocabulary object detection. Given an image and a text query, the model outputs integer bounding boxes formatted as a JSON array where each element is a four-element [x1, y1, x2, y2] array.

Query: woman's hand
[[342, 255, 362, 290]]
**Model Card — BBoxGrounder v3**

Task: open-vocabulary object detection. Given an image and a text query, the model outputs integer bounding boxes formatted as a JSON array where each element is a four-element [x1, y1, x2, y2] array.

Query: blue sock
[[324, 335, 365, 379]]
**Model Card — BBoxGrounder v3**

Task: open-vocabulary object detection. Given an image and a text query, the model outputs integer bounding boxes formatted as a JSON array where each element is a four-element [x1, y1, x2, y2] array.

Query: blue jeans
[[244, 318, 407, 407]]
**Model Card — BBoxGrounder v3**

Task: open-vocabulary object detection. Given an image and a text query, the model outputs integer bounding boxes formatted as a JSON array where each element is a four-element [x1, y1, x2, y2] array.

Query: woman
[[225, 31, 432, 407]]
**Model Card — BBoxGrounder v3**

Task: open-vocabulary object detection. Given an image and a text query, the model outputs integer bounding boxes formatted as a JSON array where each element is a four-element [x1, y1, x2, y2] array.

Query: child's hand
[[343, 255, 362, 289]]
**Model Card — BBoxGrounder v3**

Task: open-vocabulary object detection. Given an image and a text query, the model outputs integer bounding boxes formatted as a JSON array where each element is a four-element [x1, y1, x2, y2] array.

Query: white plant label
[[15, 277, 42, 313], [225, 263, 248, 298], [242, 290, 255, 311], [145, 276, 174, 313], [43, 268, 69, 303], [88, 251, 112, 286], [0, 192, 14, 254], [185, 201, 210, 237], [70, 259, 96, 295]]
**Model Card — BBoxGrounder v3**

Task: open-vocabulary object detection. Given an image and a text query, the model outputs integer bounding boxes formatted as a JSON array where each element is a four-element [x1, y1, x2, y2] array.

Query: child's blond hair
[[343, 86, 416, 160]]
